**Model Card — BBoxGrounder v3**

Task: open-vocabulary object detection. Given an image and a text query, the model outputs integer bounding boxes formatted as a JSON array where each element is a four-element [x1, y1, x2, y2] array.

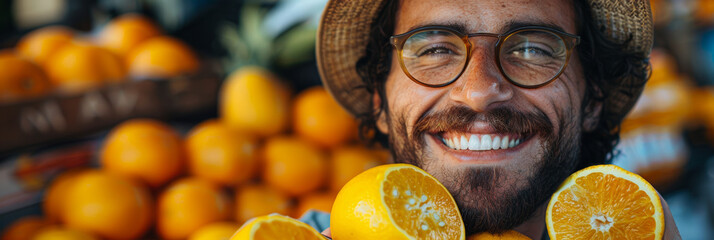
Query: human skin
[[322, 0, 681, 239], [376, 0, 586, 238]]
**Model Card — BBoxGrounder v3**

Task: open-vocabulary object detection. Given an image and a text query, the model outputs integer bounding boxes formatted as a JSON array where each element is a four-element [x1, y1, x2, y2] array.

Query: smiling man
[[316, 0, 680, 239]]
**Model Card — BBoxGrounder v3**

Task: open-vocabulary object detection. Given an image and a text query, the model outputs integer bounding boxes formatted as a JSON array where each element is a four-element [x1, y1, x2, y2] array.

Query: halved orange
[[230, 214, 324, 240], [546, 164, 664, 239], [331, 163, 465, 240]]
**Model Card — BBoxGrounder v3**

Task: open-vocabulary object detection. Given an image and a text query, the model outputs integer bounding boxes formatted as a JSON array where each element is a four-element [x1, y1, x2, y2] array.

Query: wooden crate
[[0, 71, 221, 153]]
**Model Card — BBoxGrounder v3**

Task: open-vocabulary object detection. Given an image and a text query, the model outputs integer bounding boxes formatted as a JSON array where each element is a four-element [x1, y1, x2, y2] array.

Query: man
[[315, 0, 681, 239]]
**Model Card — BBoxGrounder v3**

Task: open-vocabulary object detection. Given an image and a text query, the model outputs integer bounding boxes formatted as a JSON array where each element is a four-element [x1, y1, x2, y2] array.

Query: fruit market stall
[[0, 0, 713, 239]]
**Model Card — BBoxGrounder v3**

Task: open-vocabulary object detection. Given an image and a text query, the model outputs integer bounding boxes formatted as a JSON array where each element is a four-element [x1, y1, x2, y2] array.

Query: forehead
[[395, 0, 577, 34]]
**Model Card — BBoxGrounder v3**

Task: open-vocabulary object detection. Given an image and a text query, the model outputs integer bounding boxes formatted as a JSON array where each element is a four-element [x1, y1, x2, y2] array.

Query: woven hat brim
[[316, 0, 387, 116], [588, 0, 654, 124], [317, 0, 653, 125]]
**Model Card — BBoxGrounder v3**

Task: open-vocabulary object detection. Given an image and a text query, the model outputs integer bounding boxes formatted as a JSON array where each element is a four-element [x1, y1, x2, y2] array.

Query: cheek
[[517, 63, 586, 132]]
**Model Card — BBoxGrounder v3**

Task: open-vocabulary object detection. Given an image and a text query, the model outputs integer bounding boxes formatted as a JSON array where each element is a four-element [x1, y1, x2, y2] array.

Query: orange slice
[[331, 163, 465, 240], [546, 164, 664, 239], [230, 214, 324, 240], [467, 230, 531, 239]]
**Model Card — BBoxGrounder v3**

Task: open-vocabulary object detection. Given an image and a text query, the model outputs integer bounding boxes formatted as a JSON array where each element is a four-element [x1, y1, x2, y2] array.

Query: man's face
[[376, 0, 593, 234]]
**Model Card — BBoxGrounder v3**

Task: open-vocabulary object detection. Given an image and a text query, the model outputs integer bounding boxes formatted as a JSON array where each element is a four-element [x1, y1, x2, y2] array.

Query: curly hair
[[354, 0, 650, 169]]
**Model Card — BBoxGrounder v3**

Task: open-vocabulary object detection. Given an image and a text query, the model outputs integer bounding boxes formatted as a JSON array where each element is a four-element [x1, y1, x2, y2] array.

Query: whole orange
[[32, 227, 99, 240], [157, 178, 232, 240], [186, 120, 258, 186], [16, 26, 73, 66], [188, 222, 239, 240], [101, 119, 184, 188], [43, 169, 87, 223], [1, 216, 50, 240], [234, 183, 292, 224], [97, 13, 162, 58], [0, 51, 53, 101], [330, 145, 389, 192], [125, 36, 199, 79], [220, 66, 291, 137], [44, 42, 126, 93], [293, 86, 357, 148], [293, 191, 337, 218], [262, 136, 328, 196], [63, 170, 153, 240]]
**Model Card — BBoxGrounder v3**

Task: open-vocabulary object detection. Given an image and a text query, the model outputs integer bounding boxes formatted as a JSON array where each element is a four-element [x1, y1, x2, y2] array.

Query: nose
[[448, 41, 513, 112]]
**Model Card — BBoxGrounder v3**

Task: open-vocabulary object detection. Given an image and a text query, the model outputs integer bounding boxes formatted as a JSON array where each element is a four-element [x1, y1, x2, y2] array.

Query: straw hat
[[317, 0, 653, 127]]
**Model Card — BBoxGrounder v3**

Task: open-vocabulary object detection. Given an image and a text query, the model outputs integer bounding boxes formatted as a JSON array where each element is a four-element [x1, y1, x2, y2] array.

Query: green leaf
[[274, 24, 317, 67]]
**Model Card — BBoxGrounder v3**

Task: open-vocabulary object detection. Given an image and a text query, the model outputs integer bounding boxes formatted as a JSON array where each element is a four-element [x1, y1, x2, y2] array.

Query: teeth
[[480, 135, 491, 150], [468, 135, 479, 150], [442, 133, 524, 151], [460, 135, 469, 150]]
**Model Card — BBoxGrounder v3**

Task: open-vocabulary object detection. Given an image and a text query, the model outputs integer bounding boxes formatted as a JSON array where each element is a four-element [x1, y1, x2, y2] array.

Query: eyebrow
[[403, 19, 569, 35]]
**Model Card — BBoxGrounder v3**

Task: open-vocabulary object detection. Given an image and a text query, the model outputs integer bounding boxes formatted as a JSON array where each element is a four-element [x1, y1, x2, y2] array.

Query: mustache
[[413, 106, 553, 138]]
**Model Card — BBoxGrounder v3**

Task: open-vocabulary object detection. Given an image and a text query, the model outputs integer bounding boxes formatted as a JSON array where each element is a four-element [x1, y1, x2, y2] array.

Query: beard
[[386, 106, 581, 235]]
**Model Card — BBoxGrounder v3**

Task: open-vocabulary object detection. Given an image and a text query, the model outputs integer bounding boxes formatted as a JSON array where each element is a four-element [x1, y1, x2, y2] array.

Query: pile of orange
[[0, 13, 199, 102], [2, 64, 389, 239]]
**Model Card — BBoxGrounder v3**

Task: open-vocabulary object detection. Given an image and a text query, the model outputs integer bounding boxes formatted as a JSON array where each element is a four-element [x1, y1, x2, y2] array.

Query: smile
[[439, 132, 526, 151]]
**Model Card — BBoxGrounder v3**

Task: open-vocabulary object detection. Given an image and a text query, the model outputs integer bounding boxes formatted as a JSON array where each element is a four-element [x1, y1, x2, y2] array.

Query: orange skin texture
[[101, 119, 185, 188]]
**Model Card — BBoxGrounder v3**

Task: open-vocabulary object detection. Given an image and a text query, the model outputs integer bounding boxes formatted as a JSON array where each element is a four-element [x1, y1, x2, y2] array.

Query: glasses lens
[[401, 30, 467, 86], [499, 30, 568, 86]]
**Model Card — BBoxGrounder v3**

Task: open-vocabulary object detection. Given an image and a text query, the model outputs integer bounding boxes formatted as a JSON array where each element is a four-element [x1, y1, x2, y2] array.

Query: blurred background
[[0, 0, 712, 239]]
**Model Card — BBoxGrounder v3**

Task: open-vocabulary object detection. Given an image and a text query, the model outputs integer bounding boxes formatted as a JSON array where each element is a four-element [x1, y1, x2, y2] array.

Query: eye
[[508, 43, 555, 59], [418, 45, 458, 57]]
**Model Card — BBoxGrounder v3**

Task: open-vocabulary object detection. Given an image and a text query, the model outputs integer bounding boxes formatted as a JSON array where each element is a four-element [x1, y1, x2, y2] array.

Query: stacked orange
[[218, 65, 390, 220], [0, 13, 200, 103], [0, 51, 53, 102], [3, 63, 386, 238]]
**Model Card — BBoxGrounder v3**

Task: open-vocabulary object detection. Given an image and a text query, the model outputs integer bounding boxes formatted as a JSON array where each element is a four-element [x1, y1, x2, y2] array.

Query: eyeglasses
[[390, 26, 581, 88]]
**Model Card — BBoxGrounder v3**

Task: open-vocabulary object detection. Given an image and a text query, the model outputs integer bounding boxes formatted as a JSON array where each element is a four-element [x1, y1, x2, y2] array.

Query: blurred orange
[[262, 136, 327, 196], [648, 50, 678, 86], [101, 119, 185, 188], [16, 26, 73, 66], [330, 145, 389, 192], [0, 51, 53, 102], [695, 0, 714, 23], [45, 42, 126, 93], [157, 178, 232, 240], [293, 86, 357, 148], [293, 191, 337, 218], [188, 222, 239, 240], [234, 184, 292, 224], [97, 13, 162, 58], [33, 227, 99, 240], [126, 36, 199, 79], [691, 87, 714, 126], [220, 66, 291, 137], [43, 169, 87, 223], [1, 216, 50, 240], [63, 170, 153, 240], [186, 120, 258, 186]]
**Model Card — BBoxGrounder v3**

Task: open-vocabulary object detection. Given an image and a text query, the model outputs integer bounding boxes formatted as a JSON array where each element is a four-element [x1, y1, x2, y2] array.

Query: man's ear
[[582, 100, 602, 132], [374, 92, 389, 134]]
